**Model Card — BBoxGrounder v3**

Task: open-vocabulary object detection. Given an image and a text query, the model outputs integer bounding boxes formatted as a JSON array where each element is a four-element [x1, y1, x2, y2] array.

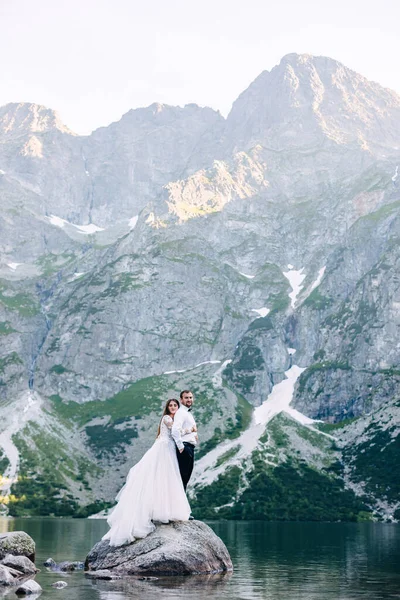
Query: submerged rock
[[85, 570, 121, 580], [15, 579, 42, 595], [51, 581, 68, 588], [43, 558, 56, 568], [43, 558, 84, 571], [55, 561, 84, 572], [85, 520, 233, 576], [0, 532, 35, 562]]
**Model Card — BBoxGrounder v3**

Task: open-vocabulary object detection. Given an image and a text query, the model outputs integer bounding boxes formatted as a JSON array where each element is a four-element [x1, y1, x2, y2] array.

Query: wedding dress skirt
[[102, 415, 191, 547]]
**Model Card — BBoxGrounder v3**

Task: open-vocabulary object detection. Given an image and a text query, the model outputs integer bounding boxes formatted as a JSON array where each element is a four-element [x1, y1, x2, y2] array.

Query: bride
[[102, 399, 192, 547]]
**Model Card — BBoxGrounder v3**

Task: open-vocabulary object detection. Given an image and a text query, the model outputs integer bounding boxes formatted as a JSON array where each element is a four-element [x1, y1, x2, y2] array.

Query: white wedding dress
[[102, 415, 191, 547]]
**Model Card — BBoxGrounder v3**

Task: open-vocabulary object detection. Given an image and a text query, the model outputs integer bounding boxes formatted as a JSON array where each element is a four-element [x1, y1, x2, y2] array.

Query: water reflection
[[0, 518, 398, 600], [212, 521, 400, 600], [90, 572, 232, 600]]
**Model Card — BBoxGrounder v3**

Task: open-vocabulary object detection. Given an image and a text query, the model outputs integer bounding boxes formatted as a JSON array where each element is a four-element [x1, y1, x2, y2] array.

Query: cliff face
[[0, 54, 399, 520]]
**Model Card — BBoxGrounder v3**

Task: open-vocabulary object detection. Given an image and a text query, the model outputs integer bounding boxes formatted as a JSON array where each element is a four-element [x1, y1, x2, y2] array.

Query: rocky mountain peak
[[114, 101, 222, 128], [0, 102, 72, 138], [226, 53, 400, 154]]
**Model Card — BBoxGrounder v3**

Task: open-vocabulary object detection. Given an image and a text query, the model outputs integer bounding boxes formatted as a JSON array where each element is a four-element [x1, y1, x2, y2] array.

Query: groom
[[171, 390, 197, 491]]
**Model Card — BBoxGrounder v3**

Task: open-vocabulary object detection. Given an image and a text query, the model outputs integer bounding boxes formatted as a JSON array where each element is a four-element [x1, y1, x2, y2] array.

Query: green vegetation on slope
[[224, 342, 265, 394], [0, 322, 16, 336], [0, 352, 23, 372], [50, 369, 252, 457], [196, 388, 253, 459], [0, 451, 10, 474], [50, 375, 165, 426], [0, 281, 39, 317], [85, 419, 139, 459], [192, 460, 372, 522], [343, 426, 400, 504], [8, 424, 102, 517]]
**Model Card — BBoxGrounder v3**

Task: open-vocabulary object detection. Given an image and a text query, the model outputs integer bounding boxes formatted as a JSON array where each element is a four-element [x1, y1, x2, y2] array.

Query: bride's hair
[[156, 398, 180, 437]]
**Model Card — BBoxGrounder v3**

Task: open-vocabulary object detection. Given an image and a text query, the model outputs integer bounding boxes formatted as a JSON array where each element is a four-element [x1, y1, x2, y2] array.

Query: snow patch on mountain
[[192, 363, 324, 488], [163, 360, 222, 376], [251, 307, 270, 318], [129, 216, 138, 229], [253, 365, 307, 425], [212, 360, 232, 387], [283, 265, 306, 307], [308, 266, 326, 293], [45, 214, 104, 234]]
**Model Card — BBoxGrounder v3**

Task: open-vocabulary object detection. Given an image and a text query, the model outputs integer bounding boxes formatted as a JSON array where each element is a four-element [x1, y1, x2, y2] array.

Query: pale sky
[[0, 0, 399, 134]]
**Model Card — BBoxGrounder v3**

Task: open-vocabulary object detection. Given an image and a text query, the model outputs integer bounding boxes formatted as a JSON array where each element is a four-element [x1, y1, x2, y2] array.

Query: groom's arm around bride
[[171, 390, 197, 492]]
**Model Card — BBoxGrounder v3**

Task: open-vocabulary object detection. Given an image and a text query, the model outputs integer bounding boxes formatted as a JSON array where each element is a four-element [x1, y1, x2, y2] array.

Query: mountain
[[0, 54, 399, 521], [226, 53, 400, 153]]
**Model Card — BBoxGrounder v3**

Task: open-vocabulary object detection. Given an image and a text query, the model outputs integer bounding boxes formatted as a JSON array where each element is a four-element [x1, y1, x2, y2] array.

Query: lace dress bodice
[[159, 415, 174, 441]]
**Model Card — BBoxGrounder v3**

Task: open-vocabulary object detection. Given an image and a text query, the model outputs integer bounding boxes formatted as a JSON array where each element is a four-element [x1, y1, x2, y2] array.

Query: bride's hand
[[191, 425, 197, 432]]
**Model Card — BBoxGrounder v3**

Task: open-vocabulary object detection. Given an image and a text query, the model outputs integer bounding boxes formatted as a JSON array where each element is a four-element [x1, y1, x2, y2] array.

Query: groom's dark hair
[[180, 390, 193, 399]]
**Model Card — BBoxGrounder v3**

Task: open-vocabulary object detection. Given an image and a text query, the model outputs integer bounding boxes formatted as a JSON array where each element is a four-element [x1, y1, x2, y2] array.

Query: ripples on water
[[0, 518, 399, 599]]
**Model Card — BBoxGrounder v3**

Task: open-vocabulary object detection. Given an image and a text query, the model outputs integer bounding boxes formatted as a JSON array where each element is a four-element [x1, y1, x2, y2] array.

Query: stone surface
[[56, 561, 84, 572], [44, 558, 84, 571], [0, 533, 35, 562], [15, 579, 42, 595], [0, 564, 14, 586], [1, 554, 38, 574], [85, 570, 121, 580], [51, 581, 68, 588], [43, 558, 56, 567], [85, 521, 233, 575]]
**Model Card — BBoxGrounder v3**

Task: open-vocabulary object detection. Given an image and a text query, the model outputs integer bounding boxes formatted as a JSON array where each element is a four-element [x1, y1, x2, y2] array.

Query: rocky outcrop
[[51, 581, 68, 589], [15, 579, 42, 595], [0, 532, 35, 562], [0, 533, 39, 590], [1, 554, 38, 575], [43, 558, 84, 572], [85, 521, 233, 576]]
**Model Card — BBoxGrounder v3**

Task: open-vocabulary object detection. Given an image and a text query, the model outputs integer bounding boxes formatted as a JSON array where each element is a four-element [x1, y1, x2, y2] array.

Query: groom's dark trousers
[[177, 442, 195, 491]]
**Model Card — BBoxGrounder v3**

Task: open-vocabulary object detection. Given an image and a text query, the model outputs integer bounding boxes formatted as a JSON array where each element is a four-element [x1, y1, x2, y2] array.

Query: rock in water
[[0, 532, 35, 562], [85, 521, 233, 576], [43, 558, 56, 567], [0, 564, 14, 586], [1, 554, 38, 574], [51, 581, 68, 588], [15, 579, 42, 595]]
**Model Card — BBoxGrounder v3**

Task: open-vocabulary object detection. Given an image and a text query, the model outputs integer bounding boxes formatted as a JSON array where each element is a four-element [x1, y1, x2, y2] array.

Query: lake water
[[0, 518, 399, 599]]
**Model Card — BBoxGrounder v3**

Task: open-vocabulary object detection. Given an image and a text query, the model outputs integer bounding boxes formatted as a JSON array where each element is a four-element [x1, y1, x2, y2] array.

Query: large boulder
[[1, 554, 38, 575], [0, 532, 35, 562], [85, 520, 233, 576], [15, 579, 42, 595]]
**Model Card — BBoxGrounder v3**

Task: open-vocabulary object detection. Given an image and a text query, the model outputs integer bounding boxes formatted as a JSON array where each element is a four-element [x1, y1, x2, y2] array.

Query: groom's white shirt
[[171, 405, 197, 451]]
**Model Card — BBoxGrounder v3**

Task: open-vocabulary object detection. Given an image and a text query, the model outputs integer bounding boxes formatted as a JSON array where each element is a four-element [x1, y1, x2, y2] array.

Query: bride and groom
[[102, 390, 198, 547]]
